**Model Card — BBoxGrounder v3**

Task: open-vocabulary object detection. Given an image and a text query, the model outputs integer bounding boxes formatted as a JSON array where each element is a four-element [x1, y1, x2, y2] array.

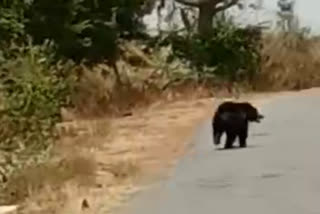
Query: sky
[[142, 0, 320, 36], [228, 0, 320, 34], [263, 0, 320, 34]]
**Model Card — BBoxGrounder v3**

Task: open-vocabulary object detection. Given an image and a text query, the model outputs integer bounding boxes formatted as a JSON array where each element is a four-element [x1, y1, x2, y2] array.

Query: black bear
[[212, 101, 264, 149]]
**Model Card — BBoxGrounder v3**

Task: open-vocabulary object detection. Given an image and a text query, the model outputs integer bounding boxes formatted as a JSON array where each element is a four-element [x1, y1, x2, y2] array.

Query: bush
[[0, 39, 75, 182]]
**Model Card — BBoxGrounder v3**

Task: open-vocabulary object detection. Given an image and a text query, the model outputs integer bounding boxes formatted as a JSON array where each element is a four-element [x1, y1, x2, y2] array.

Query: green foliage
[[0, 0, 147, 63], [0, 1, 27, 43], [0, 38, 74, 158], [25, 0, 146, 63], [153, 24, 262, 82]]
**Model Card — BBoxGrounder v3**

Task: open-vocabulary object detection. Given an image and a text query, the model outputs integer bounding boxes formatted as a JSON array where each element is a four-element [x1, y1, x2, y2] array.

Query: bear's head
[[239, 102, 264, 123]]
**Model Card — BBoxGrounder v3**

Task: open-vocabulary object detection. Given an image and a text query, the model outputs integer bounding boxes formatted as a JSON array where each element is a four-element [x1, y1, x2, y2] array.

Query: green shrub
[[0, 39, 75, 180]]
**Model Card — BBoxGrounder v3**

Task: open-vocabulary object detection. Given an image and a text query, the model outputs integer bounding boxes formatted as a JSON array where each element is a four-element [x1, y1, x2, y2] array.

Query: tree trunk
[[198, 3, 214, 37]]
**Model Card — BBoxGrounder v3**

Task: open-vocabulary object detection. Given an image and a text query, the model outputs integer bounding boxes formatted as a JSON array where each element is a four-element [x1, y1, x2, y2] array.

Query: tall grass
[[254, 32, 320, 91]]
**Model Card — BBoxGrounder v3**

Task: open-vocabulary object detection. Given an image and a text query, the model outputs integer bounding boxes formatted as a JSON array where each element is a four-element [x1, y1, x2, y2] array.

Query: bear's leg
[[214, 132, 223, 145], [213, 126, 223, 145], [239, 124, 248, 148], [239, 133, 248, 148], [212, 118, 223, 145], [224, 133, 236, 149]]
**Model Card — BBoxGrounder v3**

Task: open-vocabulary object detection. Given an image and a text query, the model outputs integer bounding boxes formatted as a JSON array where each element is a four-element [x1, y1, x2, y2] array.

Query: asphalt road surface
[[118, 91, 320, 214]]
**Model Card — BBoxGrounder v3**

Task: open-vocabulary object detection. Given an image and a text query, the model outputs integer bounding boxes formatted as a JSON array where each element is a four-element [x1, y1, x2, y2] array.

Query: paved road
[[118, 92, 320, 214]]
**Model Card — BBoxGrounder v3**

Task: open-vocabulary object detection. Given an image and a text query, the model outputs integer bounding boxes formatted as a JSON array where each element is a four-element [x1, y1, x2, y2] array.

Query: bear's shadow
[[215, 144, 260, 151]]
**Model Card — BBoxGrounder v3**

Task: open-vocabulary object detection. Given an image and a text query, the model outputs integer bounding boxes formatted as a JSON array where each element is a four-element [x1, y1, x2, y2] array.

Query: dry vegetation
[[254, 32, 320, 90], [2, 32, 320, 214]]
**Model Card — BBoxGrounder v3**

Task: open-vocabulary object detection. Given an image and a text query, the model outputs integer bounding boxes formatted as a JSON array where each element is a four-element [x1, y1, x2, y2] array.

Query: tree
[[23, 0, 148, 63], [175, 0, 241, 37]]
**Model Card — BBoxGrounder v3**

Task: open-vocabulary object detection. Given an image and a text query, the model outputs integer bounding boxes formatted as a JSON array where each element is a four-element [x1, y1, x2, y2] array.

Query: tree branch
[[175, 0, 239, 9], [175, 0, 203, 7], [213, 0, 239, 13]]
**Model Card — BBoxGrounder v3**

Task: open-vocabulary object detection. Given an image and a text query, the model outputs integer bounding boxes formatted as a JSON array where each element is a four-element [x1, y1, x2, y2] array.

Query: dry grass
[[254, 32, 320, 91], [68, 65, 216, 120], [3, 151, 97, 205], [69, 66, 162, 119]]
